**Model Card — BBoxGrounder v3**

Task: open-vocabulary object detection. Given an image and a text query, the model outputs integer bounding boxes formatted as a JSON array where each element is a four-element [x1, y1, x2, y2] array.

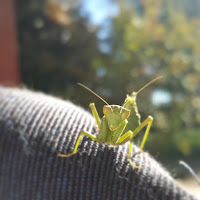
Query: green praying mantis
[[58, 77, 162, 168]]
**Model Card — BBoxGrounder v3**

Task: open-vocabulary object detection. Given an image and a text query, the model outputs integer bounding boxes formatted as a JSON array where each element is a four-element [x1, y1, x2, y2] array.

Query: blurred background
[[0, 0, 200, 195]]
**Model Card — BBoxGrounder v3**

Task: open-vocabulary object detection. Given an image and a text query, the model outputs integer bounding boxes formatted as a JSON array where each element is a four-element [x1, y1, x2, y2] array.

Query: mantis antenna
[[136, 76, 163, 95], [78, 83, 109, 105]]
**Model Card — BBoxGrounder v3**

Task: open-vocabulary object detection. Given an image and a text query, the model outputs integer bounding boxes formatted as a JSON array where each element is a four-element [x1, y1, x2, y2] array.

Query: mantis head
[[103, 105, 130, 131]]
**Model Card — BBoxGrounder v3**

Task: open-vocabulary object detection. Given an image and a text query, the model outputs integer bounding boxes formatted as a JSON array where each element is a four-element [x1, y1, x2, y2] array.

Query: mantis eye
[[103, 105, 110, 116], [122, 110, 131, 120]]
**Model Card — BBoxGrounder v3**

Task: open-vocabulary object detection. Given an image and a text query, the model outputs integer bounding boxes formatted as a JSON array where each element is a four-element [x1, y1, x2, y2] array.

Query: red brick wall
[[0, 0, 20, 86]]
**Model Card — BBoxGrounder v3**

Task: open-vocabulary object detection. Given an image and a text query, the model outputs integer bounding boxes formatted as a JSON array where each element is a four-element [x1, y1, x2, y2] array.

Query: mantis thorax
[[123, 92, 137, 108]]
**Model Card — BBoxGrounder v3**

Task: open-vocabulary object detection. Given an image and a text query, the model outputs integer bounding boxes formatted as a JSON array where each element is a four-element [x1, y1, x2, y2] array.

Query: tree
[[103, 0, 200, 157], [16, 0, 104, 101]]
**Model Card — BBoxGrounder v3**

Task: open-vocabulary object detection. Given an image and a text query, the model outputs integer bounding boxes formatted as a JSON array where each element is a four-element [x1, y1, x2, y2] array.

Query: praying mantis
[[58, 77, 162, 168]]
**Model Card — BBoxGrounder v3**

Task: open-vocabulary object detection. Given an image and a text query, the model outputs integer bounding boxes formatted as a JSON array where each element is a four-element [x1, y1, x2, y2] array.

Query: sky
[[80, 0, 118, 26], [79, 0, 119, 53]]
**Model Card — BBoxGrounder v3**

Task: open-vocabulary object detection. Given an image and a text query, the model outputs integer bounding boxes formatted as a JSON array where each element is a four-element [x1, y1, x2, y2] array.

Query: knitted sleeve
[[0, 87, 197, 200]]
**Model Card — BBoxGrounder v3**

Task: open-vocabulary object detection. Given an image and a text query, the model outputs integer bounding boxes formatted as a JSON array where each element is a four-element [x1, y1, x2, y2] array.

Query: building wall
[[0, 0, 20, 86]]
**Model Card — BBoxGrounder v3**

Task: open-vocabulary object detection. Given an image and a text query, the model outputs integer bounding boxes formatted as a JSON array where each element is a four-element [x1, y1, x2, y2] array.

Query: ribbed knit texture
[[0, 87, 197, 200]]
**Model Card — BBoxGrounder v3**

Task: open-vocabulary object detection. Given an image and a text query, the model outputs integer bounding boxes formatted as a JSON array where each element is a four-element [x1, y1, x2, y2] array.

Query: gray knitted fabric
[[0, 87, 197, 200]]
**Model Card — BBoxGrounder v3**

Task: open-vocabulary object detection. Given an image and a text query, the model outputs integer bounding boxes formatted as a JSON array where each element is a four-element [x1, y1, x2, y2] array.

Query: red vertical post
[[0, 0, 20, 86]]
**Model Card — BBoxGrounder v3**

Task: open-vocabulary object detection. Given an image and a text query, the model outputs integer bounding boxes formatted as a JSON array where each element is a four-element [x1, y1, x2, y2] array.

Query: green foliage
[[108, 0, 200, 160], [17, 0, 200, 160], [16, 0, 104, 99], [175, 128, 200, 156]]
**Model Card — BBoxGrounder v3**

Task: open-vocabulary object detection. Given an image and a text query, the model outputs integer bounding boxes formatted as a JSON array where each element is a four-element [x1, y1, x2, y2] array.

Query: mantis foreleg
[[115, 130, 141, 168], [116, 115, 153, 149], [89, 103, 101, 127], [115, 116, 153, 168], [57, 131, 98, 157]]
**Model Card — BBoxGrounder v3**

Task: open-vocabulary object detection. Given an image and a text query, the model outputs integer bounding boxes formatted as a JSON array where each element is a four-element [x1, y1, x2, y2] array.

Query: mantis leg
[[116, 116, 153, 146], [116, 116, 153, 169], [89, 103, 101, 128], [116, 130, 142, 169], [116, 130, 132, 145], [57, 131, 98, 157], [133, 116, 153, 151]]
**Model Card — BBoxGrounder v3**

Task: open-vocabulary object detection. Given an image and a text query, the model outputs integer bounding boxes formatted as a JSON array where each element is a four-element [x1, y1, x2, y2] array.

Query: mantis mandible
[[58, 77, 162, 168]]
